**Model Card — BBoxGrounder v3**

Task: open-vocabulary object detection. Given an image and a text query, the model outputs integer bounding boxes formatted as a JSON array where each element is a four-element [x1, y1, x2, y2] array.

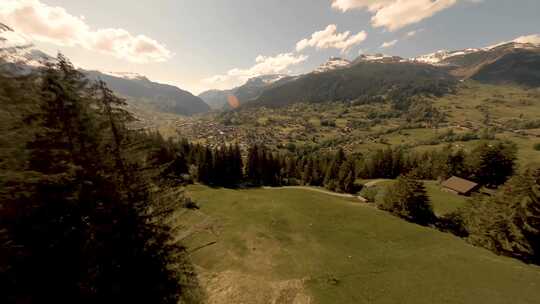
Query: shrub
[[360, 187, 378, 203]]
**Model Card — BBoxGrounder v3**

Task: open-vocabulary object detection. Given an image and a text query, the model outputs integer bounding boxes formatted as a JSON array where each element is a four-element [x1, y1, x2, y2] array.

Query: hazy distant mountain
[[198, 74, 293, 109], [85, 70, 210, 116], [0, 23, 209, 116], [198, 89, 234, 110]]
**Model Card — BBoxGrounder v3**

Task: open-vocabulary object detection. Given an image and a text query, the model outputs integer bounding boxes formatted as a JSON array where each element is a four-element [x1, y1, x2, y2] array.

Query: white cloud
[[296, 24, 367, 53], [0, 28, 31, 48], [331, 0, 460, 31], [406, 30, 417, 37], [202, 52, 308, 90], [405, 29, 421, 37], [0, 0, 172, 63], [513, 34, 540, 45], [380, 39, 398, 48]]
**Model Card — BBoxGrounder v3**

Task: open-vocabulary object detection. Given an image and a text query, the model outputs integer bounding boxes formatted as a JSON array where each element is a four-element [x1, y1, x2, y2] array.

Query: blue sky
[[1, 0, 540, 93]]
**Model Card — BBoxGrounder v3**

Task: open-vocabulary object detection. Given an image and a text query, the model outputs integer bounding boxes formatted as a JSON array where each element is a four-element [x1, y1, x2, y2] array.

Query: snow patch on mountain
[[101, 71, 148, 81], [412, 48, 482, 65], [244, 74, 289, 86], [414, 35, 540, 65], [313, 57, 351, 73], [354, 54, 405, 64], [0, 22, 55, 74]]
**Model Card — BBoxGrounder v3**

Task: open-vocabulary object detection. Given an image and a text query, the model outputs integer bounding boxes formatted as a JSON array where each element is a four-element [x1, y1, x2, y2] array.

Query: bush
[[436, 211, 469, 237], [360, 187, 378, 203]]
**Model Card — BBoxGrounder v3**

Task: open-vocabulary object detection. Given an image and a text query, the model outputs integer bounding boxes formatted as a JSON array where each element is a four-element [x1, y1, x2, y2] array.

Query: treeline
[[0, 56, 201, 303], [154, 136, 517, 195], [148, 138, 358, 193], [357, 142, 516, 188]]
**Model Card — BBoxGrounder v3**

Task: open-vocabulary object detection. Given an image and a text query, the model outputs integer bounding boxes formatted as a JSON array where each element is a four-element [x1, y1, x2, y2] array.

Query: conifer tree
[[461, 167, 540, 263], [197, 147, 213, 184], [246, 145, 261, 184], [324, 148, 345, 189], [302, 158, 314, 185], [337, 159, 356, 193], [231, 144, 244, 185], [1, 55, 198, 303], [468, 142, 516, 188], [380, 174, 435, 225]]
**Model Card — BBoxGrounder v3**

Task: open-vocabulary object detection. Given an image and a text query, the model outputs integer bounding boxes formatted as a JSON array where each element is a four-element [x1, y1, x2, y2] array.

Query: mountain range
[[0, 23, 209, 116], [199, 39, 540, 109], [2, 21, 539, 113]]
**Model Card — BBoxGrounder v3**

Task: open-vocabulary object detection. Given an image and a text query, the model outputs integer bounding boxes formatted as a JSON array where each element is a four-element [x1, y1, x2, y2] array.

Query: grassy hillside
[[180, 185, 540, 304]]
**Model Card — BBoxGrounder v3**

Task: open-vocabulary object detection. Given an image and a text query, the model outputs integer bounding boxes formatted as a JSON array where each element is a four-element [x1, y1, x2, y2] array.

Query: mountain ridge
[[0, 23, 209, 116], [200, 39, 540, 110]]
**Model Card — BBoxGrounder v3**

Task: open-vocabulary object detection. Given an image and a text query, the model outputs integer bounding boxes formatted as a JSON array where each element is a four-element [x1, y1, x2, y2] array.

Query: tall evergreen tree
[[468, 142, 517, 188], [1, 55, 200, 303], [380, 174, 435, 225], [246, 145, 261, 184], [460, 167, 540, 263]]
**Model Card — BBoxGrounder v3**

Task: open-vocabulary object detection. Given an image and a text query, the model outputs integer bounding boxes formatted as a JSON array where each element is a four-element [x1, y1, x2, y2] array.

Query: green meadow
[[180, 185, 540, 304]]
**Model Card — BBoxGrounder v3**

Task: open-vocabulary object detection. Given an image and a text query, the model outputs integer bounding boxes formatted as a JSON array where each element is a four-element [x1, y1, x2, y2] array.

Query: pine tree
[[469, 142, 516, 188], [337, 159, 356, 194], [246, 145, 261, 184], [324, 148, 345, 189], [302, 158, 314, 185], [232, 144, 244, 185], [197, 147, 213, 184], [380, 174, 435, 225], [1, 56, 197, 303]]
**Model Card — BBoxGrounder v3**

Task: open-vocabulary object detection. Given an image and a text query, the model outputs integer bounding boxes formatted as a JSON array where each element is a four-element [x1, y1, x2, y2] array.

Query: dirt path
[[363, 179, 390, 188], [263, 186, 368, 202]]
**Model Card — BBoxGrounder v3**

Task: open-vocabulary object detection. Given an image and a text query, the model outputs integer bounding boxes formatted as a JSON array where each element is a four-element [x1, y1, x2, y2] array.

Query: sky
[[1, 0, 540, 94]]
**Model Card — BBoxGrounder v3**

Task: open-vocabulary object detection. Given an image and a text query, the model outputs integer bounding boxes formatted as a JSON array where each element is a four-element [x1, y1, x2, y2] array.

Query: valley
[[2, 9, 540, 304], [171, 81, 540, 166]]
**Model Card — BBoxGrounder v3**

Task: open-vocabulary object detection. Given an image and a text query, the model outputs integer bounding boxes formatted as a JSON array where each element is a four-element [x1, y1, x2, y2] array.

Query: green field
[[180, 185, 540, 304], [424, 181, 468, 215], [361, 179, 468, 216]]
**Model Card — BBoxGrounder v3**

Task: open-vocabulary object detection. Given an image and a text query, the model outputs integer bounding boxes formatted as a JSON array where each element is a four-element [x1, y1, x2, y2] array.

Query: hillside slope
[[85, 71, 210, 116], [471, 49, 540, 86], [415, 42, 540, 86], [184, 185, 540, 304], [0, 23, 209, 116]]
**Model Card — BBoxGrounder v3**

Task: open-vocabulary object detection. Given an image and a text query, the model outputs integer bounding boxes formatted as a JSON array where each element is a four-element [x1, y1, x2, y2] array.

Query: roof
[[441, 176, 479, 194]]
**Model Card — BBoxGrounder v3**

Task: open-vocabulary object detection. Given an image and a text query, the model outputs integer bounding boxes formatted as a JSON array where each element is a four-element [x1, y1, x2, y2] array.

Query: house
[[441, 176, 480, 196]]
